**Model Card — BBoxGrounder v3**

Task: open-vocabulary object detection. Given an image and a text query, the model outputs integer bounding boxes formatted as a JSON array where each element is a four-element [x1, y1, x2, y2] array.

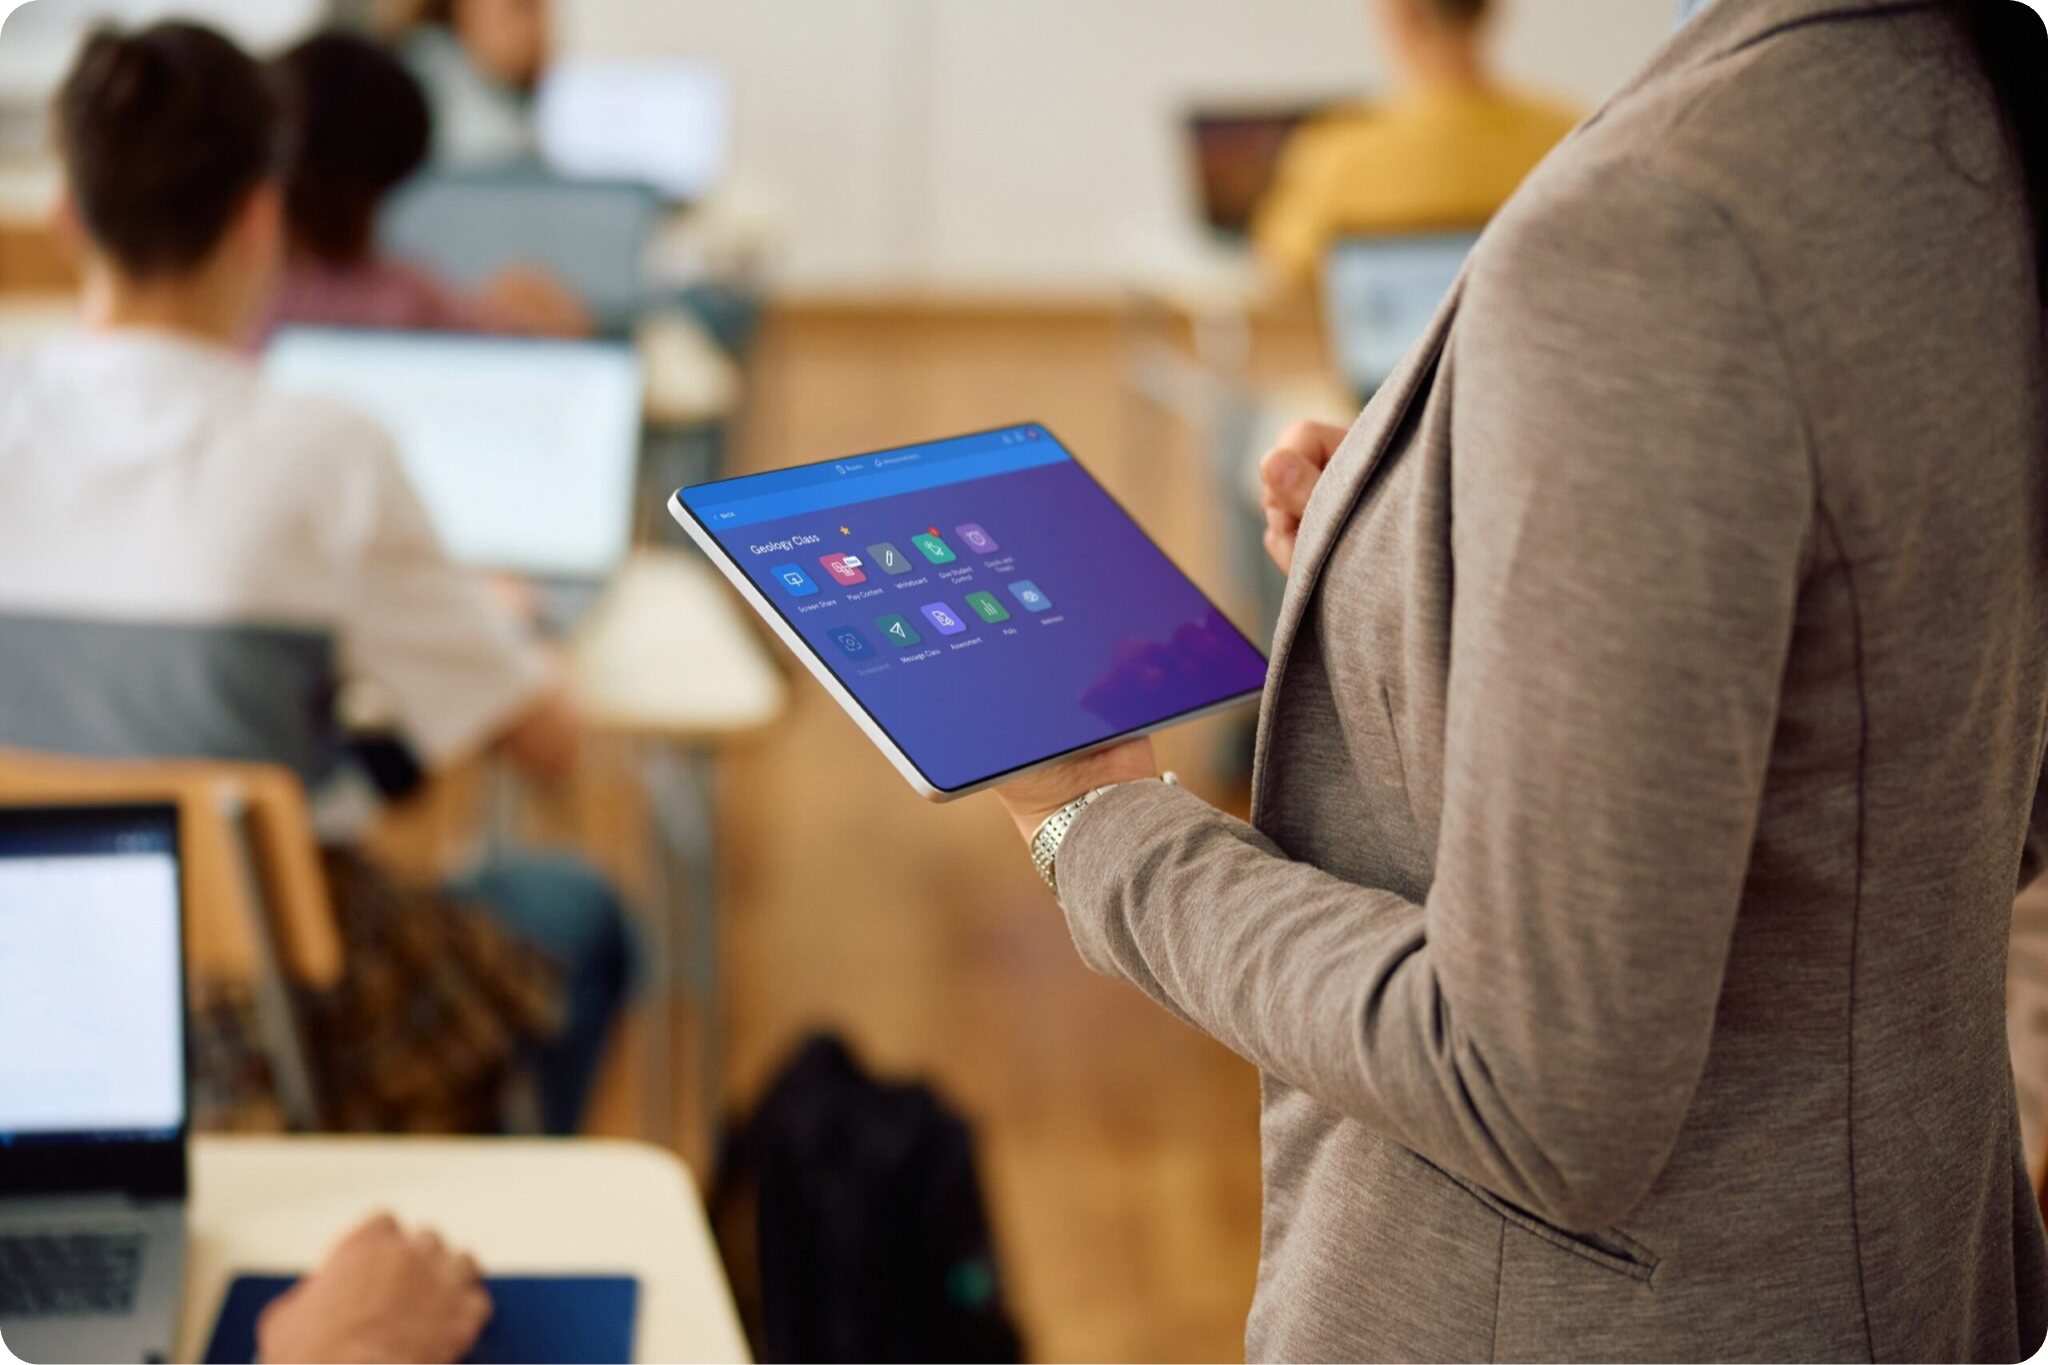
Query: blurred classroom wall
[[559, 0, 1673, 294]]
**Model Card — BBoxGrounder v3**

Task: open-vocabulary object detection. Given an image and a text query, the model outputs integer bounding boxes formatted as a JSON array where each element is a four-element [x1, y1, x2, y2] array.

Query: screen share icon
[[770, 563, 818, 597]]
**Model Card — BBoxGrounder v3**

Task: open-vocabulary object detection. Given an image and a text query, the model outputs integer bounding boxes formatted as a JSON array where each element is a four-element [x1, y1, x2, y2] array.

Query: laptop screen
[[1185, 105, 1331, 238], [1323, 231, 1480, 398], [535, 58, 731, 202], [0, 805, 184, 1148], [266, 329, 644, 581]]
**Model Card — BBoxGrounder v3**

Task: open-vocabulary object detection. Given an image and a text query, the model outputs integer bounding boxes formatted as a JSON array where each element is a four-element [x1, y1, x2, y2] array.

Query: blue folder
[[202, 1272, 639, 1364]]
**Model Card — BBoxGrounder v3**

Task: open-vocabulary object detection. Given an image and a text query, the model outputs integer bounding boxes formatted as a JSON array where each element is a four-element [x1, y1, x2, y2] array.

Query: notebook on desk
[[202, 1273, 639, 1364]]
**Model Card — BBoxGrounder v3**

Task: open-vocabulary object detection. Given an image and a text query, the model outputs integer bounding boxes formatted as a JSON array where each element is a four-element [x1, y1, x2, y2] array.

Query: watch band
[[1030, 785, 1116, 891], [1029, 771, 1178, 894]]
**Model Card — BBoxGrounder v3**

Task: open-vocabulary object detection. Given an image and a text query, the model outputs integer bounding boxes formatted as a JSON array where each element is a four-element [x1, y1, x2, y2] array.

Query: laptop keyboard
[[0, 1230, 145, 1317]]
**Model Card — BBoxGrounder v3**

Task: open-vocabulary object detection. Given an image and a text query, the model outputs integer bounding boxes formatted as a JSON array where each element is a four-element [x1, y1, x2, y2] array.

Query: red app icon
[[819, 552, 868, 586]]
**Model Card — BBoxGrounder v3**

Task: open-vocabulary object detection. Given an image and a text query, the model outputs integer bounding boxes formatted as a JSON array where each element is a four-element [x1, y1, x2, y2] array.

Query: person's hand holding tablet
[[988, 418, 1344, 878], [990, 736, 1160, 842]]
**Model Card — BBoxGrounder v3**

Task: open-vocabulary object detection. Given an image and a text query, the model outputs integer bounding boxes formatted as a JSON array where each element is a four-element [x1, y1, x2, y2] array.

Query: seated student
[[0, 20, 628, 1136], [251, 31, 587, 345], [396, 0, 550, 168], [1252, 0, 1580, 287]]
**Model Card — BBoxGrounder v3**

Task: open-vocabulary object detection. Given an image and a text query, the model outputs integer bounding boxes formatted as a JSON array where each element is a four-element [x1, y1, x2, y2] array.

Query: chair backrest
[[0, 749, 340, 990], [1321, 229, 1482, 401], [377, 169, 665, 333]]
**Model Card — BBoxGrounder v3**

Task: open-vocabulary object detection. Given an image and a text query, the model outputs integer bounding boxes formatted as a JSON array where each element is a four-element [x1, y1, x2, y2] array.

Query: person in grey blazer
[[997, 0, 2048, 1358]]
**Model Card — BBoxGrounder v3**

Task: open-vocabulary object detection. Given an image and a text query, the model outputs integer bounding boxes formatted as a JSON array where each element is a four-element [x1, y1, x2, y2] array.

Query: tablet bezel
[[668, 422, 1267, 801]]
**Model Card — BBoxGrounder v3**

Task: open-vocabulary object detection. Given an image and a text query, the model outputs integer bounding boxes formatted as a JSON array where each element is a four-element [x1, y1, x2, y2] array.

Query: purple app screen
[[679, 425, 1268, 791]]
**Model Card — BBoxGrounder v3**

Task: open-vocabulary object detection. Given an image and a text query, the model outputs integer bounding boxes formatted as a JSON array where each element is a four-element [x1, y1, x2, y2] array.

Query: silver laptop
[[264, 327, 645, 587], [0, 803, 188, 1365], [1323, 230, 1480, 399], [376, 169, 666, 336]]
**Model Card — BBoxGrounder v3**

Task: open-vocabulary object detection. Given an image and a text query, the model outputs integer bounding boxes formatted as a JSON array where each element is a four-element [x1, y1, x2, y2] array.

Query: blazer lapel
[[1250, 275, 1462, 810]]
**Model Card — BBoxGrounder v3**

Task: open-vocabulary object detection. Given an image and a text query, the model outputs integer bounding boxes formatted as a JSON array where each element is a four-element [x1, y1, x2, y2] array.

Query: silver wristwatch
[[1029, 772, 1177, 893]]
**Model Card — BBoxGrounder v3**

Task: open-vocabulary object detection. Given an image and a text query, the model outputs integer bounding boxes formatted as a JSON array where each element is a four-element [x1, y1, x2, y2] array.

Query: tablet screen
[[677, 425, 1269, 793]]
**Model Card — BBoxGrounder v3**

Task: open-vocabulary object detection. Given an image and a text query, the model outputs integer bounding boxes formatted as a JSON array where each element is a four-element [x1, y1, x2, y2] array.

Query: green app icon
[[964, 591, 1010, 624], [874, 612, 922, 647], [910, 532, 956, 565]]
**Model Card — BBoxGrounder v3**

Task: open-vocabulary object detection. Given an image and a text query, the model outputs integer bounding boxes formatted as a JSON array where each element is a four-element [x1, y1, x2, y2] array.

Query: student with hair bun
[[251, 29, 586, 344]]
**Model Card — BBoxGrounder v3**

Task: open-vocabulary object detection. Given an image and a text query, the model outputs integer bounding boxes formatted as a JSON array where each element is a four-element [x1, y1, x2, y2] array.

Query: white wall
[[0, 0, 320, 98], [562, 0, 1675, 294]]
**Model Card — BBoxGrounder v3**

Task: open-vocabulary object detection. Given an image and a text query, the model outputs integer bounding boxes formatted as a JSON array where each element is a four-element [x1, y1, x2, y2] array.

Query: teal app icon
[[875, 612, 922, 647], [910, 532, 956, 565]]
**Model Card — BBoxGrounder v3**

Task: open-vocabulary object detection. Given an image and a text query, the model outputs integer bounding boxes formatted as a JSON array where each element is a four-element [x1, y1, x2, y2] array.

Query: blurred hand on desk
[[478, 264, 593, 339], [256, 1212, 489, 1364]]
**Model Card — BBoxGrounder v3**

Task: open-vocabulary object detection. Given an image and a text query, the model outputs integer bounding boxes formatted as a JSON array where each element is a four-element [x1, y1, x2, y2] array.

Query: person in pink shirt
[[250, 30, 586, 346]]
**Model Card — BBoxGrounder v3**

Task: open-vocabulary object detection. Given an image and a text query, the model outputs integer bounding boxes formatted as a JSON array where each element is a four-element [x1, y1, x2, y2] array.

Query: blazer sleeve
[[1055, 160, 1813, 1234]]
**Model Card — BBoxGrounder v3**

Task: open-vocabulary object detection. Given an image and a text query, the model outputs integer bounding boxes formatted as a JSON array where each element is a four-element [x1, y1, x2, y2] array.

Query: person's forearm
[[1056, 780, 1717, 1234]]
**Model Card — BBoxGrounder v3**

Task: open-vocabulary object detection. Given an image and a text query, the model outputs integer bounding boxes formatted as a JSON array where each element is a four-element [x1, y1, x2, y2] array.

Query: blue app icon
[[771, 563, 818, 597], [827, 625, 874, 659], [1007, 579, 1052, 612]]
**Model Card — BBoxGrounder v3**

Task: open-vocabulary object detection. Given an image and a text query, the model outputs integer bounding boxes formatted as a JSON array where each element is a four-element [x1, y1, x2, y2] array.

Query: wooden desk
[[566, 549, 786, 1156], [179, 1135, 750, 1364]]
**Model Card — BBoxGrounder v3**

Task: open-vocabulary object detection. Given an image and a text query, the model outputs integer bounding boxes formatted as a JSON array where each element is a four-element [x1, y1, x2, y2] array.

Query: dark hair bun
[[271, 31, 432, 264], [57, 22, 275, 278], [70, 30, 170, 125]]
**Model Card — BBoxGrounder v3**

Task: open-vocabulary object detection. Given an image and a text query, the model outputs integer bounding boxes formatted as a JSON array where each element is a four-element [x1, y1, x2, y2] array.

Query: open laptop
[[534, 57, 731, 204], [264, 328, 645, 591], [1322, 230, 1481, 400], [0, 802, 188, 1365], [377, 170, 667, 336], [1184, 102, 1340, 239]]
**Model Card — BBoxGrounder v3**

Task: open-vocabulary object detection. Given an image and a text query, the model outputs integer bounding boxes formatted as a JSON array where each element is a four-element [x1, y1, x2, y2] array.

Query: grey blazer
[[1056, 1, 2048, 1359]]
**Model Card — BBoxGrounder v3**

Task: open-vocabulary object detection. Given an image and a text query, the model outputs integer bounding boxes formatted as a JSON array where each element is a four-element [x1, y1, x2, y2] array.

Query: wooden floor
[[382, 298, 1333, 1362]]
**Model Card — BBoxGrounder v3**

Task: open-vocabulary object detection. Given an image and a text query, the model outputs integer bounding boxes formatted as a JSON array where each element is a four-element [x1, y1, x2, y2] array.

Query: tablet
[[670, 424, 1269, 799]]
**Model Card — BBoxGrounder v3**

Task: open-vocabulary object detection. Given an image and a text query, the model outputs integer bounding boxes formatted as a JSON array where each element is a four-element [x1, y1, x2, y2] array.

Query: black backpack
[[711, 1033, 1025, 1364]]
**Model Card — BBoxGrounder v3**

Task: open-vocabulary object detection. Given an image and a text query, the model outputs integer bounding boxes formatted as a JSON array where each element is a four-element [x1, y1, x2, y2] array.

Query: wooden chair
[[0, 748, 341, 1130]]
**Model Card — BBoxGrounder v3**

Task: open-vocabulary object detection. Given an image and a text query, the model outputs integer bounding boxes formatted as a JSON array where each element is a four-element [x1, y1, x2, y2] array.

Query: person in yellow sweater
[[1254, 0, 1580, 287]]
